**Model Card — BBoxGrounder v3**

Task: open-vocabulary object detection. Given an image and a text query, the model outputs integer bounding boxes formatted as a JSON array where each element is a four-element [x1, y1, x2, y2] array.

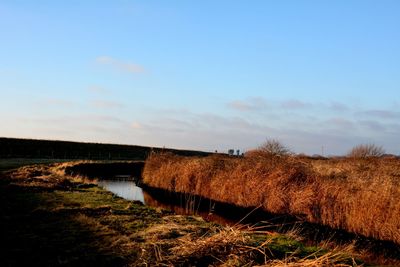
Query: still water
[[97, 180, 145, 203], [96, 179, 257, 226]]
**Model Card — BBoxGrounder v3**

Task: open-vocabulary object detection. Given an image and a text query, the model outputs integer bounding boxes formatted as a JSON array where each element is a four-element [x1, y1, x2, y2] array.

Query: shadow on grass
[[0, 178, 130, 266]]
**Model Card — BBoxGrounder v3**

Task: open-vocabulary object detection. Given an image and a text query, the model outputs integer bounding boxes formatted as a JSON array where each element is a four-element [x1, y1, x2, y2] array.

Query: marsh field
[[1, 139, 400, 266], [4, 0, 400, 265], [0, 162, 361, 266]]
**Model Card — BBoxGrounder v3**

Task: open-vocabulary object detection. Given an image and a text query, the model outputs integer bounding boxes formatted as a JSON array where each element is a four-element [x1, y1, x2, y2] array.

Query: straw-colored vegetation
[[0, 162, 360, 266], [142, 150, 400, 245], [347, 143, 386, 158]]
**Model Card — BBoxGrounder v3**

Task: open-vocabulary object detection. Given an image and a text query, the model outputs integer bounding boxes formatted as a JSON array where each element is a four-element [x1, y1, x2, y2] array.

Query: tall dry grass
[[142, 152, 400, 244]]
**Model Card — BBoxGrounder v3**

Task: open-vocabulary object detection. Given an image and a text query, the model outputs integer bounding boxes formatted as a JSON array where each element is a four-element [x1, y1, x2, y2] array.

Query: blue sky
[[1, 1, 400, 155]]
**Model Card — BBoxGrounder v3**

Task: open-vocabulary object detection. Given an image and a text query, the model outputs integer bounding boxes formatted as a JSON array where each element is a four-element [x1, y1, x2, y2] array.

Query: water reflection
[[97, 179, 238, 225], [97, 180, 145, 203]]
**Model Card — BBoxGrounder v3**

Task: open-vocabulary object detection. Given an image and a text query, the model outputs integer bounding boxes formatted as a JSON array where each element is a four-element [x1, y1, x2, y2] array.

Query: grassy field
[[0, 158, 72, 172], [143, 152, 400, 248], [0, 162, 359, 266]]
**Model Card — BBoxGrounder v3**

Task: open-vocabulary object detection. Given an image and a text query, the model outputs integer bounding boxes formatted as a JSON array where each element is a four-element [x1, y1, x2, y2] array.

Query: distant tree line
[[0, 138, 210, 160]]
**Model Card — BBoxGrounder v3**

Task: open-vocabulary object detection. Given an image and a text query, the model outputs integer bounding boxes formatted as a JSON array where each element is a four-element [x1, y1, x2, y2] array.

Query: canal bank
[[0, 162, 361, 266]]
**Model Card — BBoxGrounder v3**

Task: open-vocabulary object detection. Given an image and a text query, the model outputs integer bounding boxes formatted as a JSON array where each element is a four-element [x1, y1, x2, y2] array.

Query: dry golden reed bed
[[143, 152, 400, 244]]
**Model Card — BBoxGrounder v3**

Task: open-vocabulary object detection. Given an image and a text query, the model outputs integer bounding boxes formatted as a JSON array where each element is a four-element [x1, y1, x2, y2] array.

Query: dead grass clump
[[146, 220, 358, 266], [169, 226, 250, 264], [265, 250, 357, 267], [143, 153, 400, 245], [6, 163, 98, 190]]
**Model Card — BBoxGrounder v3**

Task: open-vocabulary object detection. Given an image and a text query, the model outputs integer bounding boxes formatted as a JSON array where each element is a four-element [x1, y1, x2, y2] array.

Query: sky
[[1, 1, 400, 155]]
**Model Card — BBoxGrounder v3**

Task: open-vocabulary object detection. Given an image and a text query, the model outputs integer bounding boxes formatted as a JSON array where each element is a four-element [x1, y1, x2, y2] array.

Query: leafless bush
[[347, 144, 385, 158], [258, 139, 291, 156]]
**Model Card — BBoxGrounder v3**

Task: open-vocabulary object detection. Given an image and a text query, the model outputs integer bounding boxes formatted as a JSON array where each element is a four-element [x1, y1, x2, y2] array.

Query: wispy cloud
[[13, 101, 400, 155], [87, 85, 108, 94], [125, 110, 362, 155], [325, 117, 355, 129], [227, 97, 268, 111], [131, 122, 143, 129], [89, 115, 125, 123], [22, 115, 125, 125], [91, 100, 124, 109], [96, 56, 145, 74], [280, 99, 311, 109], [228, 97, 316, 112], [328, 101, 349, 112], [37, 98, 76, 107], [358, 120, 386, 131], [357, 109, 400, 119]]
